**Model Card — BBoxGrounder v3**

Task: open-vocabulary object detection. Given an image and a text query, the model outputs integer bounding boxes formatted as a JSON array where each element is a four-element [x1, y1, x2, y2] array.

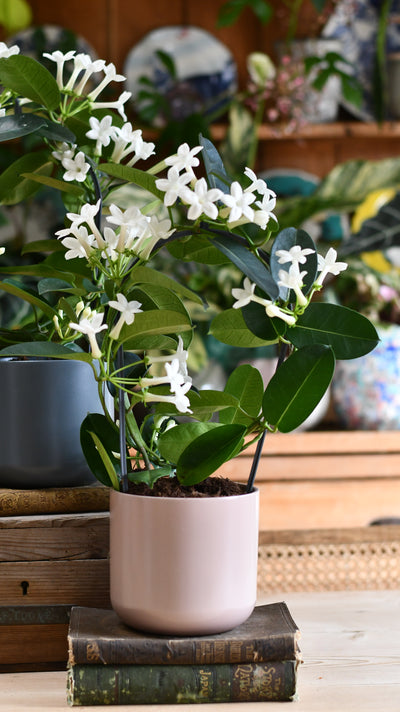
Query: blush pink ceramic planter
[[109, 486, 259, 635]]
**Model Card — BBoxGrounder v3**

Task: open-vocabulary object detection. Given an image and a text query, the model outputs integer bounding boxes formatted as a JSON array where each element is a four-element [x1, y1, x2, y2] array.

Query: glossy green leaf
[[21, 239, 65, 255], [0, 341, 92, 360], [37, 117, 76, 143], [0, 151, 52, 204], [262, 344, 335, 432], [0, 55, 60, 110], [289, 303, 380, 359], [167, 234, 229, 265], [130, 265, 203, 305], [220, 364, 264, 424], [270, 227, 317, 300], [176, 424, 247, 485], [188, 389, 239, 422], [20, 171, 84, 195], [158, 422, 221, 465], [99, 163, 163, 200], [128, 466, 175, 488], [242, 301, 286, 341], [38, 278, 76, 295], [0, 113, 47, 140], [0, 279, 57, 318], [120, 309, 192, 348], [80, 413, 121, 488], [199, 135, 230, 192], [210, 308, 276, 347], [210, 233, 279, 300]]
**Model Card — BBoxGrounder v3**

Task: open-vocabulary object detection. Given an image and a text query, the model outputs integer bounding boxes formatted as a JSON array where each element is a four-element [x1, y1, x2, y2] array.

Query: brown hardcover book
[[68, 602, 301, 666], [67, 660, 299, 705], [0, 484, 109, 516]]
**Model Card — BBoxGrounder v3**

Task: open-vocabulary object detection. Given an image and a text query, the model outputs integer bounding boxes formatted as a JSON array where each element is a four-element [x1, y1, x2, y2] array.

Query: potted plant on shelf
[[0, 42, 378, 634]]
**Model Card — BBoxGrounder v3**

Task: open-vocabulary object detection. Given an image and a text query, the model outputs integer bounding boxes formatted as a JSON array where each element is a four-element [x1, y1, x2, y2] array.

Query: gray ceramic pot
[[0, 358, 103, 488]]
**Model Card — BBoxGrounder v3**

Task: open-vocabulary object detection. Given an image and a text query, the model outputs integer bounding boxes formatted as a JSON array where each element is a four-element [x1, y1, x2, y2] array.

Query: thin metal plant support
[[246, 342, 290, 493], [90, 164, 128, 493]]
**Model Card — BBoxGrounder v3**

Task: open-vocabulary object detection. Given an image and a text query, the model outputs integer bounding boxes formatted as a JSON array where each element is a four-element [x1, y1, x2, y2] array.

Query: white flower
[[0, 42, 20, 58], [65, 200, 104, 248], [264, 303, 296, 326], [317, 248, 347, 285], [181, 178, 223, 221], [91, 91, 132, 121], [64, 53, 93, 91], [87, 62, 126, 101], [101, 226, 120, 261], [0, 108, 5, 118], [232, 277, 256, 309], [52, 142, 75, 162], [0, 247, 5, 255], [220, 181, 255, 224], [69, 311, 107, 360], [109, 293, 143, 340], [143, 382, 192, 414], [42, 50, 75, 87], [74, 58, 106, 95], [126, 134, 155, 166], [278, 264, 308, 307], [136, 215, 175, 260], [59, 226, 95, 260], [106, 204, 150, 251], [165, 143, 202, 175], [61, 150, 90, 183], [110, 124, 142, 162], [148, 336, 189, 381], [244, 167, 272, 197], [155, 166, 192, 207], [276, 245, 315, 266], [86, 115, 116, 155]]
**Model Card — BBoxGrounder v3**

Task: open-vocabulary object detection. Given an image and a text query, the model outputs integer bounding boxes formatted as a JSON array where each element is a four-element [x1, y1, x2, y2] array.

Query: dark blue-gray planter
[[0, 358, 102, 488]]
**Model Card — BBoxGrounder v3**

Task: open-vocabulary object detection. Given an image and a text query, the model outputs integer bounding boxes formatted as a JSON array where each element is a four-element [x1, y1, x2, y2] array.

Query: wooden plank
[[259, 525, 400, 546], [0, 560, 111, 608], [238, 431, 400, 455], [0, 623, 69, 666], [0, 513, 109, 562], [257, 479, 400, 530]]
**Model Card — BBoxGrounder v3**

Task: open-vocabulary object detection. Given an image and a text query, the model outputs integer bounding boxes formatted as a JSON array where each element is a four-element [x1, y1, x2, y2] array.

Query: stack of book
[[66, 602, 301, 705]]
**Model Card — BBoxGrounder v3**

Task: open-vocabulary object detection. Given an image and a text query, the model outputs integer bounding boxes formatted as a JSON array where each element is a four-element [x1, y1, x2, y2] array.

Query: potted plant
[[0, 42, 378, 634]]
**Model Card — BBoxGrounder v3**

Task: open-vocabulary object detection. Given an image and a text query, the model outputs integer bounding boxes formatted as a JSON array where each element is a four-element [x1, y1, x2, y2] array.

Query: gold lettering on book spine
[[198, 669, 213, 698]]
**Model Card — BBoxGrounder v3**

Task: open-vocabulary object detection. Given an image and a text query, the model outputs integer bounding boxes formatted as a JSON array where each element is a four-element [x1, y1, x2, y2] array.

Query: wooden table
[[0, 590, 399, 711]]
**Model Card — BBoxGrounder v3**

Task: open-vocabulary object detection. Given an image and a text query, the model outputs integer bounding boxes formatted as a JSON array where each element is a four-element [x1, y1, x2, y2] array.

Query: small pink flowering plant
[[0, 44, 378, 491]]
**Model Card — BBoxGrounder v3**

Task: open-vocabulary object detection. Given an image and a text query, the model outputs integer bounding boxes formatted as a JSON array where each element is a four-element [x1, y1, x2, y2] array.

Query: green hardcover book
[[68, 602, 300, 666], [67, 660, 299, 705]]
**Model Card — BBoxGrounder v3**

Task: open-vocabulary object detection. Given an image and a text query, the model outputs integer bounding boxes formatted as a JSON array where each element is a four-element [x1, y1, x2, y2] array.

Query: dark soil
[[127, 476, 246, 498]]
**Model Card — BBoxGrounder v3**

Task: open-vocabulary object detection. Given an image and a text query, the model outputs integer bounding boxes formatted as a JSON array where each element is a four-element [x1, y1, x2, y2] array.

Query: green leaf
[[158, 422, 221, 465], [199, 135, 230, 192], [0, 151, 53, 204], [120, 309, 192, 348], [262, 344, 335, 432], [0, 278, 57, 318], [128, 466, 175, 488], [289, 303, 380, 359], [167, 234, 229, 265], [20, 171, 84, 195], [22, 239, 65, 255], [80, 413, 120, 489], [37, 116, 76, 143], [99, 163, 163, 200], [242, 301, 286, 341], [340, 192, 400, 257], [0, 113, 47, 141], [210, 308, 276, 347], [0, 341, 92, 360], [188, 389, 239, 422], [220, 364, 264, 424], [155, 50, 176, 79], [210, 233, 279, 300], [0, 55, 60, 110], [176, 424, 247, 485], [130, 265, 203, 305], [38, 278, 76, 295]]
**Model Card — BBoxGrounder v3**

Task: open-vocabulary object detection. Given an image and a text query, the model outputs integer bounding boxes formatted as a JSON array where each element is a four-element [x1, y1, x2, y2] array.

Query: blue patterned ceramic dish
[[123, 26, 238, 123]]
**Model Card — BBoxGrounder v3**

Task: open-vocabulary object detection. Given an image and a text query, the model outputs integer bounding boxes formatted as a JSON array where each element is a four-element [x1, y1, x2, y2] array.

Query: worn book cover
[[67, 660, 299, 705], [68, 602, 301, 666], [0, 484, 109, 516]]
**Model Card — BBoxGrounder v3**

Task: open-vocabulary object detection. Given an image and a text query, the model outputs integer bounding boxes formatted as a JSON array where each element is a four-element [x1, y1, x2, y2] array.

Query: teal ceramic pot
[[331, 324, 400, 430], [0, 358, 102, 488]]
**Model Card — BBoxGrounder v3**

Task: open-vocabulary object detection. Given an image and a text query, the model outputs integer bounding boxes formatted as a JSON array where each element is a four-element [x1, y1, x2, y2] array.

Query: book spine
[[0, 486, 109, 516], [67, 661, 298, 705]]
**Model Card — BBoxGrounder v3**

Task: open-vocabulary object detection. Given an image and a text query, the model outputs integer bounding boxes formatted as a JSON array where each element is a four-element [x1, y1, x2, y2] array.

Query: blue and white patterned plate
[[123, 26, 238, 124], [323, 0, 400, 121]]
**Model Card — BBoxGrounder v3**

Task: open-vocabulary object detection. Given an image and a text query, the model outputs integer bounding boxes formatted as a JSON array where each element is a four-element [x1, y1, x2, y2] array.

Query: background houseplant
[[0, 42, 379, 632]]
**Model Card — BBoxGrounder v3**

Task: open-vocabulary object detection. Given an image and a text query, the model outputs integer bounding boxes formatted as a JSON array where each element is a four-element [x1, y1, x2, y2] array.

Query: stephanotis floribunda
[[0, 43, 378, 491]]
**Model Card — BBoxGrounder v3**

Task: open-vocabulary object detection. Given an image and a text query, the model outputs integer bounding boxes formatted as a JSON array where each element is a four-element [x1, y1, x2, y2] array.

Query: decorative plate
[[123, 26, 238, 123], [322, 0, 400, 121], [260, 168, 348, 243]]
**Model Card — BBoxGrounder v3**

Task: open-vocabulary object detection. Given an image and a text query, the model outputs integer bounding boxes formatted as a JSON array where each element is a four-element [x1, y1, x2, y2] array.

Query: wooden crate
[[0, 511, 110, 671], [220, 431, 400, 530]]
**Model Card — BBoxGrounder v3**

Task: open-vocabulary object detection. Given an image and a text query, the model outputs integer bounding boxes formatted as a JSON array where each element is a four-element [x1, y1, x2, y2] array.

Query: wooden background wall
[[1, 0, 327, 87]]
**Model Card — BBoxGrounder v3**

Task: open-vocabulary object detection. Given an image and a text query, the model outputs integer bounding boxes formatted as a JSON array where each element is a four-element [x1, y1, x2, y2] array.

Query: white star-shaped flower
[[220, 181, 256, 224], [317, 248, 347, 284], [181, 178, 223, 221], [232, 277, 256, 309], [61, 151, 90, 183], [69, 311, 107, 360], [155, 166, 192, 207], [165, 143, 202, 175]]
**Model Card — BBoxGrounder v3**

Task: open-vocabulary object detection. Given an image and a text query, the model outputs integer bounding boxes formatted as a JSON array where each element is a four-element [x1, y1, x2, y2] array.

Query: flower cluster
[[0, 44, 379, 491]]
